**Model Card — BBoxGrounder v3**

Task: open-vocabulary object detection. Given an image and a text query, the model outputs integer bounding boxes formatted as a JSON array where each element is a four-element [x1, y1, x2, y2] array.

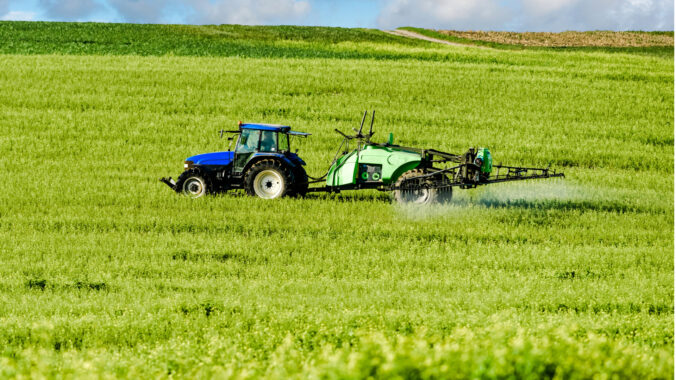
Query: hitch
[[160, 177, 177, 190]]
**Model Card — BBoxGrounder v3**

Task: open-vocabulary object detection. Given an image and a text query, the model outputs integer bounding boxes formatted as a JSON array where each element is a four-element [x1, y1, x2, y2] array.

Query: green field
[[0, 22, 673, 378]]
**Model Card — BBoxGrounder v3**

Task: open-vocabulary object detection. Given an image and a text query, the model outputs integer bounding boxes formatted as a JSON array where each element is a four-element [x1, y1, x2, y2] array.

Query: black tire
[[393, 169, 450, 205], [175, 169, 211, 198], [244, 159, 294, 199], [290, 166, 309, 197], [437, 178, 453, 203]]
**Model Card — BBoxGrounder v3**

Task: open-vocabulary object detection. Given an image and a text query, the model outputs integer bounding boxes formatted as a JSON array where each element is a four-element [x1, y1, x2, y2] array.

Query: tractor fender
[[287, 152, 306, 166], [242, 153, 298, 175]]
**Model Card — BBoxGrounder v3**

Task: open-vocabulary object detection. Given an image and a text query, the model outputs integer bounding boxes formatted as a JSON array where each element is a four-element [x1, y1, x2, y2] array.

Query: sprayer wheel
[[393, 169, 440, 205], [437, 177, 453, 203]]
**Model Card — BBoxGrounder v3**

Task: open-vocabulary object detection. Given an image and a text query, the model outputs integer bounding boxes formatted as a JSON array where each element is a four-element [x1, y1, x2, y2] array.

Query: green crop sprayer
[[160, 111, 564, 203]]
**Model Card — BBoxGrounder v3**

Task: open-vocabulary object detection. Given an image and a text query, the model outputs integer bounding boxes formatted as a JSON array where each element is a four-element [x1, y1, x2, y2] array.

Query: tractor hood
[[186, 151, 234, 166]]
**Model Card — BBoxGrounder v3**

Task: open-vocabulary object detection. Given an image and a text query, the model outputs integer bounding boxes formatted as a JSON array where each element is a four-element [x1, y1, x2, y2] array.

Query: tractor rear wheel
[[245, 159, 293, 199], [175, 170, 210, 198], [393, 169, 449, 205], [290, 166, 309, 197]]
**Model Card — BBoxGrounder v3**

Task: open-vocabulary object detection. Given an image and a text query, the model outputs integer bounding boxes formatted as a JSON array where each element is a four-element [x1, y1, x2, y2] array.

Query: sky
[[0, 0, 673, 32]]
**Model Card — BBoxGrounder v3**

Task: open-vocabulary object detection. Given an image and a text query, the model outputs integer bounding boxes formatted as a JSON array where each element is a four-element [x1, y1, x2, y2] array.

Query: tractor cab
[[233, 123, 309, 173]]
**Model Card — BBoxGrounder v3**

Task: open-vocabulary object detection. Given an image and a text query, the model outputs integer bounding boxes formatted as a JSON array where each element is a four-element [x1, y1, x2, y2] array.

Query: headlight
[[184, 161, 194, 170]]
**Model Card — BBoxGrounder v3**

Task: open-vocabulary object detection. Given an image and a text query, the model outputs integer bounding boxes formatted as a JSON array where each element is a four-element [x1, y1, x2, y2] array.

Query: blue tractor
[[160, 122, 310, 199]]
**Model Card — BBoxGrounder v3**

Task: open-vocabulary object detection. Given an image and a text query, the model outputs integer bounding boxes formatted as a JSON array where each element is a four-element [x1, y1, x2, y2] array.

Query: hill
[[0, 21, 429, 59]]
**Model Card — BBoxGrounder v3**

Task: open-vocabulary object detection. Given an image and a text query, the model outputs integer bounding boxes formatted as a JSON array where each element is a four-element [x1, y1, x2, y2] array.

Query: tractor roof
[[239, 123, 310, 136], [240, 123, 290, 132]]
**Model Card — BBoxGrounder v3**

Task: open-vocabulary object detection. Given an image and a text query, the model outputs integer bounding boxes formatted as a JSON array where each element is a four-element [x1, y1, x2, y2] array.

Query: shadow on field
[[229, 192, 641, 212], [300, 181, 641, 213], [302, 192, 393, 203], [215, 190, 394, 203], [394, 198, 648, 221], [218, 183, 648, 213], [301, 192, 642, 214], [466, 198, 639, 213]]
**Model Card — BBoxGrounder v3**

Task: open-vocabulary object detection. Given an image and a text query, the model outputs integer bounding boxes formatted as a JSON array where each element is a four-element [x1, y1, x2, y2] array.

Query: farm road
[[385, 29, 490, 49]]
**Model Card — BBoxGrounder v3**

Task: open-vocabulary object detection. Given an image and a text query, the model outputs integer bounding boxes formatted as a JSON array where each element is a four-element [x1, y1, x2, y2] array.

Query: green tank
[[326, 144, 421, 188], [476, 147, 492, 174]]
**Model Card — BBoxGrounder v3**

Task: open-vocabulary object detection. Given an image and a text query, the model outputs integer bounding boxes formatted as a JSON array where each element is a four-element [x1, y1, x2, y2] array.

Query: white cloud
[[518, 0, 673, 31], [377, 0, 674, 31], [187, 0, 311, 25], [38, 0, 103, 21], [377, 0, 513, 30], [105, 0, 170, 23], [1, 10, 37, 21], [1, 0, 671, 31], [521, 0, 573, 17], [105, 0, 311, 24], [0, 0, 8, 17]]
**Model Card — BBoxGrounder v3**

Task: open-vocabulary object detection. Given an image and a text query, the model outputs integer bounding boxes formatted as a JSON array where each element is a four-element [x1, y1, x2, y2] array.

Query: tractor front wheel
[[245, 159, 293, 199], [175, 170, 210, 198]]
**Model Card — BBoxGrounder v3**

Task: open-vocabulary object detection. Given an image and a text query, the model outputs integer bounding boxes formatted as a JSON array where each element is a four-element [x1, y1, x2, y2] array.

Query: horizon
[[1, 19, 675, 34], [0, 0, 673, 32]]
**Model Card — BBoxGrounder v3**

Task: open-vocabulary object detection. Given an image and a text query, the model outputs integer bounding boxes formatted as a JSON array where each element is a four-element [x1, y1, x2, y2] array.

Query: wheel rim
[[182, 176, 206, 198], [253, 170, 284, 199], [400, 185, 431, 204]]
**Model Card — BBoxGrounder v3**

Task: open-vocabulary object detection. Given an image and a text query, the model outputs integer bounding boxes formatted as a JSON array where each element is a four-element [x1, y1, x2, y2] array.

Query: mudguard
[[286, 152, 306, 166], [242, 152, 303, 174]]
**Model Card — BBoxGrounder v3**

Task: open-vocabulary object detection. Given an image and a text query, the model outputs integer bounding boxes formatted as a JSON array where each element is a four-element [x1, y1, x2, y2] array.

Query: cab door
[[233, 129, 261, 173]]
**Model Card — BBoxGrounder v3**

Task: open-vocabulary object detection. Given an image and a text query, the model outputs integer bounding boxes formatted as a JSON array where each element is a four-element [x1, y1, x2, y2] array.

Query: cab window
[[278, 133, 289, 152], [259, 131, 277, 152], [236, 129, 261, 153]]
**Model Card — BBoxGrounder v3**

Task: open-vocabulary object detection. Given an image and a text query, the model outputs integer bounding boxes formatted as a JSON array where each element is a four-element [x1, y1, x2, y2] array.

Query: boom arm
[[392, 148, 564, 190]]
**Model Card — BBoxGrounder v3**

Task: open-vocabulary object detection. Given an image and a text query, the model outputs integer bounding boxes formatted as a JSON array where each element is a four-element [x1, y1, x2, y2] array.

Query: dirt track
[[385, 29, 489, 49]]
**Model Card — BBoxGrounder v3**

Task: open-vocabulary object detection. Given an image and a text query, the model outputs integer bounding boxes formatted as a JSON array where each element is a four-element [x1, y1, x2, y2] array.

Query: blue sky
[[0, 0, 673, 31]]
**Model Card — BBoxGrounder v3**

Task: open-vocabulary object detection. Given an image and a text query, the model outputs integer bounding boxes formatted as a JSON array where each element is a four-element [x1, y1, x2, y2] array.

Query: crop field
[[402, 27, 675, 56], [428, 29, 674, 47], [0, 22, 673, 378], [435, 30, 673, 47]]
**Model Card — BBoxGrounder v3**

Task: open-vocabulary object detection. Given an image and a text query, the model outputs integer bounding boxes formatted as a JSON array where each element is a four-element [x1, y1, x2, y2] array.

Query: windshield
[[236, 129, 261, 153]]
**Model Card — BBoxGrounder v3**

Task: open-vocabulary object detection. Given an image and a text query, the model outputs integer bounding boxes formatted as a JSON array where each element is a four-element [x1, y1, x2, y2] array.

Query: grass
[[0, 21, 432, 59], [0, 22, 673, 378]]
